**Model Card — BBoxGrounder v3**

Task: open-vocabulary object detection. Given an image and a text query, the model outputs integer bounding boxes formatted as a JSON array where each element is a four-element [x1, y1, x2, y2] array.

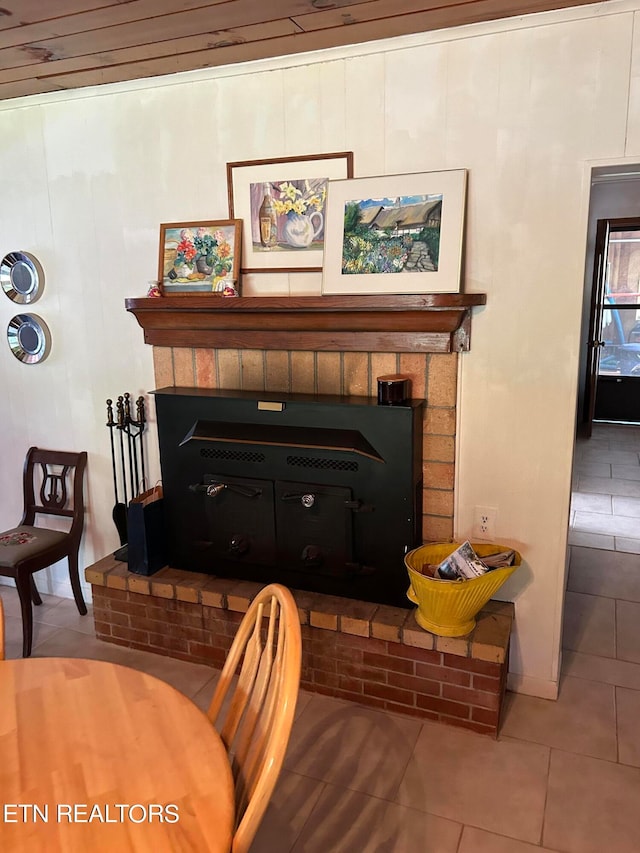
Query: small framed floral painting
[[227, 152, 353, 274], [158, 220, 242, 296], [322, 169, 467, 295]]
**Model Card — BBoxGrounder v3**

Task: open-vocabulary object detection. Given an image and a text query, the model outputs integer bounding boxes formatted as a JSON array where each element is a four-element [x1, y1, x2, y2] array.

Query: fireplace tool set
[[106, 393, 147, 560]]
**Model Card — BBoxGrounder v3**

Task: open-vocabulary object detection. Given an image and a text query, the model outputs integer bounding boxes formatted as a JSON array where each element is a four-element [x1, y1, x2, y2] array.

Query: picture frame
[[158, 220, 242, 296], [321, 169, 467, 295], [227, 152, 353, 274]]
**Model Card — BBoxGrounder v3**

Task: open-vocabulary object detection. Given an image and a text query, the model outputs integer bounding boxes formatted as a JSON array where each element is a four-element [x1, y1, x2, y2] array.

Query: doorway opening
[[583, 218, 640, 429], [579, 164, 640, 436], [569, 167, 640, 571]]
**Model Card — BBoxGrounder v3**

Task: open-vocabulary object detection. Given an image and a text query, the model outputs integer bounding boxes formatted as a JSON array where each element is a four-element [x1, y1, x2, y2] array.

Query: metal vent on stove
[[286, 455, 358, 472], [181, 419, 383, 461], [200, 448, 266, 464]]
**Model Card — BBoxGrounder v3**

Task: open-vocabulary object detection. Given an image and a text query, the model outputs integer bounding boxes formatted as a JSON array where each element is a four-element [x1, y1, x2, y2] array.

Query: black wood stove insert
[[154, 387, 424, 608]]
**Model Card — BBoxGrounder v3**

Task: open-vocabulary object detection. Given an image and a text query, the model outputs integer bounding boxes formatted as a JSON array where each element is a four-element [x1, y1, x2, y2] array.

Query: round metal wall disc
[[0, 251, 45, 304], [7, 313, 52, 364]]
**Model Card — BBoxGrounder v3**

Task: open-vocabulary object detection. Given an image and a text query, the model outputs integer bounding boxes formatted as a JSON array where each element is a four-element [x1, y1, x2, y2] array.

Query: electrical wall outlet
[[473, 506, 497, 540]]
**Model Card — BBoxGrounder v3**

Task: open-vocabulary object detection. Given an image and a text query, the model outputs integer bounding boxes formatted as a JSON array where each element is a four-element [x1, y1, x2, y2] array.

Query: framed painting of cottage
[[321, 169, 467, 295], [227, 152, 353, 274], [158, 220, 242, 296]]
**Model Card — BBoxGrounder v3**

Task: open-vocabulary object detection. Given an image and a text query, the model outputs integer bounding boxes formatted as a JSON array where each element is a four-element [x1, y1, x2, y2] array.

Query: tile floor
[[570, 422, 640, 552], [2, 427, 640, 852]]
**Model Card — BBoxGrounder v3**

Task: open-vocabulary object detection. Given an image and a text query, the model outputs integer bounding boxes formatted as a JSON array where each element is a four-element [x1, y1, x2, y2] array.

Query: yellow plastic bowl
[[405, 542, 521, 637]]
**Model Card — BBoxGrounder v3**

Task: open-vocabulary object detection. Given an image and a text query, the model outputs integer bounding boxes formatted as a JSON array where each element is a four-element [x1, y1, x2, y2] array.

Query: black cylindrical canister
[[377, 374, 411, 406]]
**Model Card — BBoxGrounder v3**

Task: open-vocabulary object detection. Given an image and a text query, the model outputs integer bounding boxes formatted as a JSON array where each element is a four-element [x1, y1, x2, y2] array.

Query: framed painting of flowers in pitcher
[[227, 152, 353, 274], [158, 220, 242, 296]]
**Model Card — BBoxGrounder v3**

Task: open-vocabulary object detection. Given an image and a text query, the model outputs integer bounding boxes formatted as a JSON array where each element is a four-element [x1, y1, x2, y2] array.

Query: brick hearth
[[86, 554, 513, 737]]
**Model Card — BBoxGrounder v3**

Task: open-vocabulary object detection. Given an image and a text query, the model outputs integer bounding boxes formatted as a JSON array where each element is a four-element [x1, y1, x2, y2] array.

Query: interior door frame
[[582, 216, 640, 436]]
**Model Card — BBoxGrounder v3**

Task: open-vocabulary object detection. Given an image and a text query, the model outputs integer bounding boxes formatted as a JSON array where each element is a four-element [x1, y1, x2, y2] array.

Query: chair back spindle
[[207, 584, 301, 853]]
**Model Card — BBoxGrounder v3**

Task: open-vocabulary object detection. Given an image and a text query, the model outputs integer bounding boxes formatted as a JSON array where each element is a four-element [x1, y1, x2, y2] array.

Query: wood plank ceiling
[[0, 0, 613, 103]]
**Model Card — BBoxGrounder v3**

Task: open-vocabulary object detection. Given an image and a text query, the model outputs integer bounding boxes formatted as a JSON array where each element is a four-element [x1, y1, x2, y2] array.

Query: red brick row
[[340, 661, 387, 685], [442, 683, 500, 711], [473, 673, 500, 692], [416, 693, 470, 719], [416, 661, 471, 686], [387, 670, 440, 697], [335, 633, 388, 655], [364, 682, 415, 707], [363, 650, 414, 675], [443, 653, 501, 677], [388, 643, 442, 665], [110, 624, 150, 645]]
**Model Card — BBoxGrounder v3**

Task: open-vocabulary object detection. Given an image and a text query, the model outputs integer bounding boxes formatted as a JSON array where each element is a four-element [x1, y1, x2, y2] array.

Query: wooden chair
[[207, 583, 302, 853], [0, 595, 5, 660], [0, 447, 88, 657]]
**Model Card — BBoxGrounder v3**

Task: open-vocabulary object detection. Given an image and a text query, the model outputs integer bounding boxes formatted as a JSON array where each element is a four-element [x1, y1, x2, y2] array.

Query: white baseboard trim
[[507, 673, 559, 700]]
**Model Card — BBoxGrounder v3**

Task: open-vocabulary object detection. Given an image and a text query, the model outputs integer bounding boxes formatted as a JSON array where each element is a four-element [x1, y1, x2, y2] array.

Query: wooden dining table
[[0, 656, 235, 852]]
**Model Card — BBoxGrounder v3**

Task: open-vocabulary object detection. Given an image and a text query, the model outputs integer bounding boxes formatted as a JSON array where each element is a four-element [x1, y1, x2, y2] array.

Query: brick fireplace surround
[[151, 345, 459, 543], [86, 294, 513, 736]]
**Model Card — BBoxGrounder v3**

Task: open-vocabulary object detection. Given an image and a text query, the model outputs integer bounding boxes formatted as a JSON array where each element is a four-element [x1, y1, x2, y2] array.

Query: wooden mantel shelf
[[125, 293, 487, 353]]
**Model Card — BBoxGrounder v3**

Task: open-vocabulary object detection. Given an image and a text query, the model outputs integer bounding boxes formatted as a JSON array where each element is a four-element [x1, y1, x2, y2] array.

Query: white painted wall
[[0, 0, 638, 694]]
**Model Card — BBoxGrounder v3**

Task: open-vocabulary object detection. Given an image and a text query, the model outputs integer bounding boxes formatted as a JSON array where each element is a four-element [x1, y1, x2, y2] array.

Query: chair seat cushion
[[0, 525, 69, 568]]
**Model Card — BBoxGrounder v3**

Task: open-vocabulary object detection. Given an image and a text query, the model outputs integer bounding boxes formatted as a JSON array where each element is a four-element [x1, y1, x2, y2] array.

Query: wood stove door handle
[[207, 483, 226, 497], [281, 492, 316, 508], [228, 534, 250, 556], [345, 499, 375, 513], [301, 544, 323, 566], [189, 482, 262, 499], [224, 484, 262, 498]]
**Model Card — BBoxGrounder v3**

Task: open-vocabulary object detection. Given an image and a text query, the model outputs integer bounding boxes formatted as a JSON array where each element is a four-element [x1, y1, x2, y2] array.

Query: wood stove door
[[275, 481, 353, 577], [203, 474, 276, 565]]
